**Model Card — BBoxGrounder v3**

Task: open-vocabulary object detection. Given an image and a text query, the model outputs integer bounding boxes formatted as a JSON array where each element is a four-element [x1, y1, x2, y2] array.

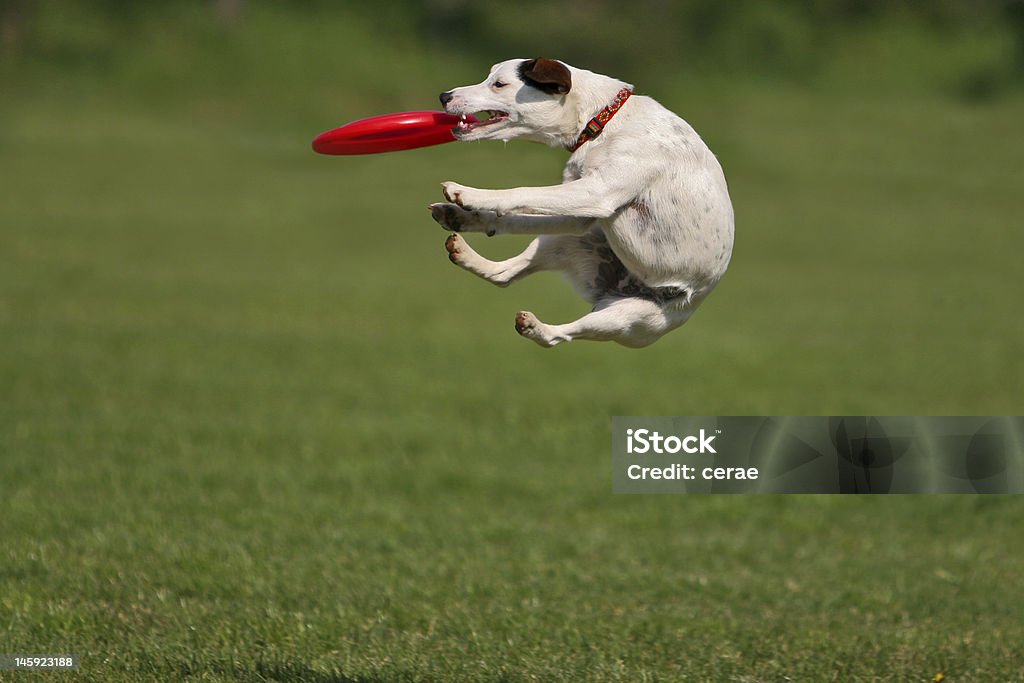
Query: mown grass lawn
[[2, 71, 1023, 681]]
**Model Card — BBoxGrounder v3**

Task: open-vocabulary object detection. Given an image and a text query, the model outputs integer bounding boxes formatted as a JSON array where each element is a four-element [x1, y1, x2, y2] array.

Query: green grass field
[[2, 16, 1024, 679]]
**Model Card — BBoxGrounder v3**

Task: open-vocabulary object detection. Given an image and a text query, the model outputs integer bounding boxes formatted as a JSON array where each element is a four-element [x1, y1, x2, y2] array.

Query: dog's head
[[439, 58, 576, 145]]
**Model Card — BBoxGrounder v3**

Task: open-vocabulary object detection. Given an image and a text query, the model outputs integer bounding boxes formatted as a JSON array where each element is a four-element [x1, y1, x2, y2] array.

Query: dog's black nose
[[439, 91, 454, 107]]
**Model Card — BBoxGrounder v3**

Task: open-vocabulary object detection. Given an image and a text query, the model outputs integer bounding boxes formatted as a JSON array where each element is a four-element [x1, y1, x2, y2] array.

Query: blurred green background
[[2, 2, 1023, 681]]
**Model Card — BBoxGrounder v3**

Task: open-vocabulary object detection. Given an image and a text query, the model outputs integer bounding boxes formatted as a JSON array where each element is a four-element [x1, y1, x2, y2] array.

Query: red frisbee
[[311, 111, 477, 155]]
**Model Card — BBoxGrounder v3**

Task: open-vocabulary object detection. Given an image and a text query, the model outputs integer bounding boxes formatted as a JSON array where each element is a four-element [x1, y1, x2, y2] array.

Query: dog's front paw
[[441, 181, 472, 207], [430, 202, 472, 232], [429, 202, 497, 235], [441, 181, 499, 214]]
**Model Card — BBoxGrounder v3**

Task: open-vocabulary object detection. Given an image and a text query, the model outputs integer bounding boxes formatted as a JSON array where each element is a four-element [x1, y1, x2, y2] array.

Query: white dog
[[430, 58, 734, 348]]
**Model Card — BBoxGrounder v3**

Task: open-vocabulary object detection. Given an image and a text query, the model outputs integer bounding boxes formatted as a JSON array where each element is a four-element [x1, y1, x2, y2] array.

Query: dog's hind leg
[[445, 233, 578, 287], [514, 297, 693, 348]]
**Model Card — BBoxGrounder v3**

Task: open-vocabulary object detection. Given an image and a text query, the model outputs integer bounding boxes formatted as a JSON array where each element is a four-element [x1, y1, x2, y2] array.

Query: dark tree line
[[4, 0, 1023, 83]]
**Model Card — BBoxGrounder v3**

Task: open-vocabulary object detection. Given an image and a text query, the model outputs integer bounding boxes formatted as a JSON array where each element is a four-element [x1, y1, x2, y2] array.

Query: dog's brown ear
[[517, 58, 571, 95]]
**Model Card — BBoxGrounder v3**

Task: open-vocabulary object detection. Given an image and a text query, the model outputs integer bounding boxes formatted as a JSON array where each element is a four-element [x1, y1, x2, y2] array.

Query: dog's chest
[[563, 146, 608, 182], [563, 155, 585, 182]]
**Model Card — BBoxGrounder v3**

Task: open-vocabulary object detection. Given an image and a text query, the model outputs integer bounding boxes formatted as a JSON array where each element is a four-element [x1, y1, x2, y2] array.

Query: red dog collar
[[570, 88, 633, 152]]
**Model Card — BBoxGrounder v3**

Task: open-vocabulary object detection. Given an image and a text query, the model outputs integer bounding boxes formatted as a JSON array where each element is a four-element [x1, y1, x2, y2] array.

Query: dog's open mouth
[[455, 110, 509, 133]]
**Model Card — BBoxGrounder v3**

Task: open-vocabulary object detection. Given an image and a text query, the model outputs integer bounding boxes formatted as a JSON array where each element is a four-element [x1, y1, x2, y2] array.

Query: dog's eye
[[493, 81, 508, 89]]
